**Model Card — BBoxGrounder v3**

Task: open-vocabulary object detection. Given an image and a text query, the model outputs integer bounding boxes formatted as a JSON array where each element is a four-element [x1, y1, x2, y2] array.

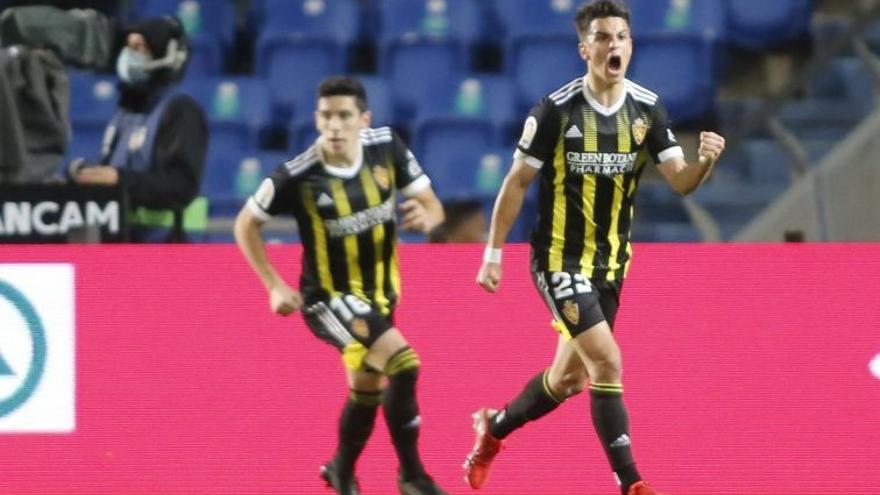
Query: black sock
[[489, 370, 564, 439], [383, 347, 426, 481], [332, 390, 381, 479], [589, 383, 640, 494]]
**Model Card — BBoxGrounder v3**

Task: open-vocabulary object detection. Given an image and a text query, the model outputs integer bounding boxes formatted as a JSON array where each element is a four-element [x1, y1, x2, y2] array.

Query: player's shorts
[[531, 271, 622, 340], [302, 294, 394, 371]]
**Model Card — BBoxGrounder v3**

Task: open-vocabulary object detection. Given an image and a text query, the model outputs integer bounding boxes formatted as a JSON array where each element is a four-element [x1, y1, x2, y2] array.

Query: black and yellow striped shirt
[[516, 77, 683, 282], [248, 127, 431, 315]]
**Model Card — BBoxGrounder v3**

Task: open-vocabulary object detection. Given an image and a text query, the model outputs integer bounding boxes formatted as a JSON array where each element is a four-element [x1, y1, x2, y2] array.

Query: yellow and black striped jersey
[[516, 76, 683, 282], [247, 127, 431, 315]]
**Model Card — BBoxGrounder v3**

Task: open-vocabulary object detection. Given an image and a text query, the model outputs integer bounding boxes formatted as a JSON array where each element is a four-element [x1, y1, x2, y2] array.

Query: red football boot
[[627, 481, 667, 495], [462, 408, 504, 489]]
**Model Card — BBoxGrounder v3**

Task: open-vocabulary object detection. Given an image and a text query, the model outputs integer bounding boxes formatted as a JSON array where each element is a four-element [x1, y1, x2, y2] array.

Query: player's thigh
[[346, 366, 384, 391], [302, 295, 395, 372], [363, 327, 409, 371], [532, 271, 607, 339]]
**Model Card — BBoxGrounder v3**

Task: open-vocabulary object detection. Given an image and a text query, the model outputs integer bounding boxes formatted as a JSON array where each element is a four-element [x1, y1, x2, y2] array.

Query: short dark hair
[[574, 0, 631, 39], [317, 76, 368, 112]]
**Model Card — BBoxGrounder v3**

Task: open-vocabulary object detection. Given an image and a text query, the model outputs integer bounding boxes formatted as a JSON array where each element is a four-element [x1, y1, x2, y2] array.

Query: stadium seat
[[626, 0, 725, 40], [778, 98, 865, 141], [724, 0, 813, 49], [413, 118, 496, 199], [179, 76, 271, 149], [382, 40, 466, 122], [261, 0, 358, 43], [67, 70, 119, 126], [809, 57, 875, 104], [359, 76, 394, 128], [202, 151, 279, 216], [379, 0, 482, 44], [413, 76, 518, 143], [185, 35, 222, 75], [67, 122, 108, 162], [255, 0, 358, 119], [741, 139, 792, 185], [494, 0, 579, 38], [133, 0, 237, 48], [255, 35, 344, 119], [508, 34, 583, 109], [628, 33, 716, 125]]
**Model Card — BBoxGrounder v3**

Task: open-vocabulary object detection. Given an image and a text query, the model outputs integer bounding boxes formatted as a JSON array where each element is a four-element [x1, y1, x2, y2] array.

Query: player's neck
[[584, 74, 625, 108], [319, 142, 361, 168]]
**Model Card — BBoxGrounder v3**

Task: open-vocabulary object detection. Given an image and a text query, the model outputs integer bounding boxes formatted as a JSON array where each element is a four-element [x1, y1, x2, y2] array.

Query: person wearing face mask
[[71, 15, 208, 242]]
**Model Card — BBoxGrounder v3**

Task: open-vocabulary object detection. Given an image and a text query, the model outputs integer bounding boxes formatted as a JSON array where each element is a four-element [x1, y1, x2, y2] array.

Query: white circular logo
[[869, 353, 880, 381]]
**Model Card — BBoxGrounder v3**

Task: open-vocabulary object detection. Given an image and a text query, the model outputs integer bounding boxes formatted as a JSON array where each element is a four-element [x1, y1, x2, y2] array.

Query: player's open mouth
[[609, 55, 622, 72]]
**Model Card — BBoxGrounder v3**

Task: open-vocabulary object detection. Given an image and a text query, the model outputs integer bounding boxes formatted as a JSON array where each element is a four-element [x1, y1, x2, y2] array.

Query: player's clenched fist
[[476, 261, 502, 293], [698, 131, 725, 164]]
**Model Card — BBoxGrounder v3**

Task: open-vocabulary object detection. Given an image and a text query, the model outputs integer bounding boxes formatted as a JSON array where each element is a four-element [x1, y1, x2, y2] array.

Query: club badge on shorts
[[350, 318, 369, 339], [631, 117, 647, 145], [562, 300, 580, 325]]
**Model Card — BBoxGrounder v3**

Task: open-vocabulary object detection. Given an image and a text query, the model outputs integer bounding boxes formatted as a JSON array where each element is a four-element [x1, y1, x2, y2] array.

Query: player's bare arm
[[477, 160, 539, 293], [233, 206, 303, 315], [657, 131, 726, 195], [399, 185, 445, 233]]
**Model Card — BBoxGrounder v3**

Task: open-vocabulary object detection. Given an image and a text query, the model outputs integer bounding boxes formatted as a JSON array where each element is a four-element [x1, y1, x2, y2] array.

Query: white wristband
[[483, 247, 502, 263]]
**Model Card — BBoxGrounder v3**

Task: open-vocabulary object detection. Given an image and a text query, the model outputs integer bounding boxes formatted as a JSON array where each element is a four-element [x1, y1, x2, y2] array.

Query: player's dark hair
[[574, 0, 631, 39], [317, 76, 368, 112]]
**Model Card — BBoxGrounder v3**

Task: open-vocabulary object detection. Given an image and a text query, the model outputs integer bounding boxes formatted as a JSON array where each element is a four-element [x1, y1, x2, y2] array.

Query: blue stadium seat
[[413, 118, 496, 199], [508, 34, 583, 109], [809, 57, 874, 104], [67, 122, 108, 162], [382, 41, 466, 122], [626, 0, 725, 40], [414, 76, 518, 142], [185, 35, 222, 76], [778, 98, 865, 141], [67, 70, 119, 126], [288, 121, 319, 154], [379, 0, 482, 45], [202, 151, 279, 216], [360, 76, 394, 128], [133, 0, 237, 48], [628, 33, 716, 125], [255, 35, 344, 119], [741, 139, 791, 185], [724, 0, 813, 49], [179, 76, 271, 148], [261, 0, 358, 43], [494, 0, 578, 38]]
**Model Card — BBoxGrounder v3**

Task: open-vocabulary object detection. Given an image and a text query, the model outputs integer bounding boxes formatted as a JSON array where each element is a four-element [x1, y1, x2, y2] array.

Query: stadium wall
[[1, 244, 878, 495]]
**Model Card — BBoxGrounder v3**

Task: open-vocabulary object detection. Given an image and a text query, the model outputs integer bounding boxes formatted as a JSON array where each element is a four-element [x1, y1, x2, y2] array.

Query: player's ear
[[578, 41, 589, 62], [361, 109, 372, 128]]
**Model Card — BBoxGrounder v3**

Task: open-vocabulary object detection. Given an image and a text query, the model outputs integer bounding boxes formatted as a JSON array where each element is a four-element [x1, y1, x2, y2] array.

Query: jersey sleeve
[[246, 163, 298, 221], [646, 100, 685, 165], [391, 131, 431, 197], [514, 98, 562, 169]]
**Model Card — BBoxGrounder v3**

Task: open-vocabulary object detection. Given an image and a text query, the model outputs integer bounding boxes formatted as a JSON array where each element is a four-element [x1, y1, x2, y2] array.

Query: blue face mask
[[116, 48, 150, 85]]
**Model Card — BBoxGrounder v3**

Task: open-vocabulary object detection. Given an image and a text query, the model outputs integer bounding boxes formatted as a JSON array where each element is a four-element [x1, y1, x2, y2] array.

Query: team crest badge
[[372, 165, 390, 190], [631, 117, 647, 145], [350, 318, 369, 339], [562, 300, 579, 325]]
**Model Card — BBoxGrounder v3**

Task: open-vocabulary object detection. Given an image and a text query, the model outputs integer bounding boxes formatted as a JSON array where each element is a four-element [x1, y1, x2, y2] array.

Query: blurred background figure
[[70, 15, 208, 242], [428, 199, 488, 243]]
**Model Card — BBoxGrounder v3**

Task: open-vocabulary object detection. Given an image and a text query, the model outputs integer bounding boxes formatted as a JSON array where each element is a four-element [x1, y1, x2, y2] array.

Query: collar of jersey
[[317, 139, 364, 179], [581, 75, 627, 117]]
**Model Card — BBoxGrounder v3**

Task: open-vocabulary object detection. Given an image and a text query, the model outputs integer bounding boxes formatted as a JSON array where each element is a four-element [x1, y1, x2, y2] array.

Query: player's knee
[[547, 370, 588, 399], [383, 346, 421, 377], [588, 354, 622, 382]]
